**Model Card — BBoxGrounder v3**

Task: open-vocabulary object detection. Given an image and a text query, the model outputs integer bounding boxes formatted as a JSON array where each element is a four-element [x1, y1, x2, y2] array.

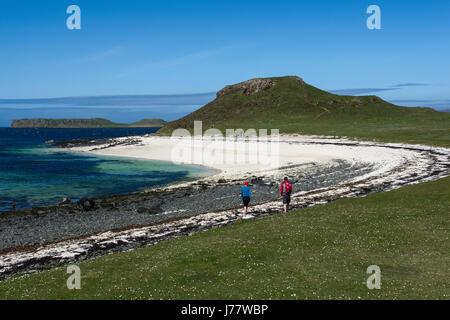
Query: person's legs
[[283, 194, 288, 213], [243, 197, 250, 216], [286, 196, 290, 212]]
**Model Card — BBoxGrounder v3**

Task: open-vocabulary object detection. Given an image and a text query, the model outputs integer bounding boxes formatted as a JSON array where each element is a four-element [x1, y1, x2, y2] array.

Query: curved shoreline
[[65, 147, 223, 189], [0, 136, 449, 279], [0, 159, 360, 251]]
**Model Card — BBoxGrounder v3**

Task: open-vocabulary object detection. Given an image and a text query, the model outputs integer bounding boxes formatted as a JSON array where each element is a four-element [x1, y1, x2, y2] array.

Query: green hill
[[11, 118, 166, 129], [158, 76, 450, 146], [129, 118, 167, 127]]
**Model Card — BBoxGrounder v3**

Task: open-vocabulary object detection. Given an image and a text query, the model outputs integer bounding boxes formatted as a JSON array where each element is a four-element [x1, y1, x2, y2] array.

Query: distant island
[[11, 118, 167, 128]]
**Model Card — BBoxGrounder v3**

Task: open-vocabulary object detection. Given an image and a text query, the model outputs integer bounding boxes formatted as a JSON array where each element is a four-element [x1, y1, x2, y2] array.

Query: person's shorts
[[242, 196, 250, 206], [283, 193, 291, 205]]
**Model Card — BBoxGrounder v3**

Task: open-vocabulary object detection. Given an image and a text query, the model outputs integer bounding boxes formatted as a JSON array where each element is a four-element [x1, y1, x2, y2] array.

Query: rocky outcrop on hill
[[216, 85, 233, 97], [241, 79, 275, 95], [216, 76, 305, 98], [217, 78, 276, 98]]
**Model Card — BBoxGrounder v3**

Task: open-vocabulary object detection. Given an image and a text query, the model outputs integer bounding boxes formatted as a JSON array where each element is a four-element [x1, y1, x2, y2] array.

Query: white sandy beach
[[69, 135, 422, 184]]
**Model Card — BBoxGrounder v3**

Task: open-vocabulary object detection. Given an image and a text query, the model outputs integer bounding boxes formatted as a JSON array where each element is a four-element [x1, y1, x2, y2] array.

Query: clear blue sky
[[0, 0, 449, 116]]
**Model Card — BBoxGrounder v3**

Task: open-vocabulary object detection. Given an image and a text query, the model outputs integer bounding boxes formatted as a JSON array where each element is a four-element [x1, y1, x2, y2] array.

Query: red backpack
[[281, 181, 292, 195]]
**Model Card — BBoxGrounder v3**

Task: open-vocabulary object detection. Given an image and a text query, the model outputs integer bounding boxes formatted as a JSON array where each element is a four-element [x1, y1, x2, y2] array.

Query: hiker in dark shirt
[[280, 177, 293, 213], [241, 181, 251, 216]]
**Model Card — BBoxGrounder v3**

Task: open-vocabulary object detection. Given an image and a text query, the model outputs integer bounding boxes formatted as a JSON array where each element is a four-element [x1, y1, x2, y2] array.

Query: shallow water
[[0, 128, 214, 211]]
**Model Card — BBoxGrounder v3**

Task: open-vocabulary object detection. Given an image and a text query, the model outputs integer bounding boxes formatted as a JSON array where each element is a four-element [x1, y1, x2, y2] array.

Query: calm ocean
[[0, 128, 212, 211]]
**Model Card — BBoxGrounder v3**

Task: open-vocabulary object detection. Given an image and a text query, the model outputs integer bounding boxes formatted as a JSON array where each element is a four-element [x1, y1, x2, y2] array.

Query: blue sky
[[0, 0, 449, 125]]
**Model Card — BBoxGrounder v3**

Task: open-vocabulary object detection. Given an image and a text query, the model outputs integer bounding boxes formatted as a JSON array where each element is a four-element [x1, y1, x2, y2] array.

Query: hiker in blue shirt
[[241, 181, 251, 217]]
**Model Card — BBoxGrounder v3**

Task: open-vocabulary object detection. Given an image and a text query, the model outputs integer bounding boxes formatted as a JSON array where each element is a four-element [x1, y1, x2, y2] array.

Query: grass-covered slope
[[1, 176, 448, 299], [129, 118, 167, 127], [158, 76, 450, 146]]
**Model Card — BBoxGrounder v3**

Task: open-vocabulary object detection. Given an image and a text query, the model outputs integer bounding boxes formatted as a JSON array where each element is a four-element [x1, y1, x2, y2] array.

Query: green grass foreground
[[1, 177, 448, 300]]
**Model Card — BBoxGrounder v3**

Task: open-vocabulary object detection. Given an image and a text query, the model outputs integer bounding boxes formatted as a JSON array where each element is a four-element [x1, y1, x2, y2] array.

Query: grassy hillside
[[158, 76, 450, 146], [129, 118, 167, 127], [11, 118, 166, 128], [1, 176, 448, 299]]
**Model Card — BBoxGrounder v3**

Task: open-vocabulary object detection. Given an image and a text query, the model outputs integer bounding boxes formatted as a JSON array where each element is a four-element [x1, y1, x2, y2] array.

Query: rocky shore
[[0, 136, 448, 279], [0, 157, 370, 252]]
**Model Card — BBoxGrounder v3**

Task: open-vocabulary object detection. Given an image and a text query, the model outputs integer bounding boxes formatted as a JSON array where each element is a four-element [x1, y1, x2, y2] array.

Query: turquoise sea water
[[0, 128, 213, 211]]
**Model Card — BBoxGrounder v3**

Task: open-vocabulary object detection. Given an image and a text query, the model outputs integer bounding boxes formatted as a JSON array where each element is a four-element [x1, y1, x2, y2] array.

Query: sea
[[0, 127, 213, 212]]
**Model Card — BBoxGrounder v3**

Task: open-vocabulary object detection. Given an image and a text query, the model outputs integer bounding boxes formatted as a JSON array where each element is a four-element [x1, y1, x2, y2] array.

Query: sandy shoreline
[[68, 134, 419, 184], [1, 135, 449, 278]]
